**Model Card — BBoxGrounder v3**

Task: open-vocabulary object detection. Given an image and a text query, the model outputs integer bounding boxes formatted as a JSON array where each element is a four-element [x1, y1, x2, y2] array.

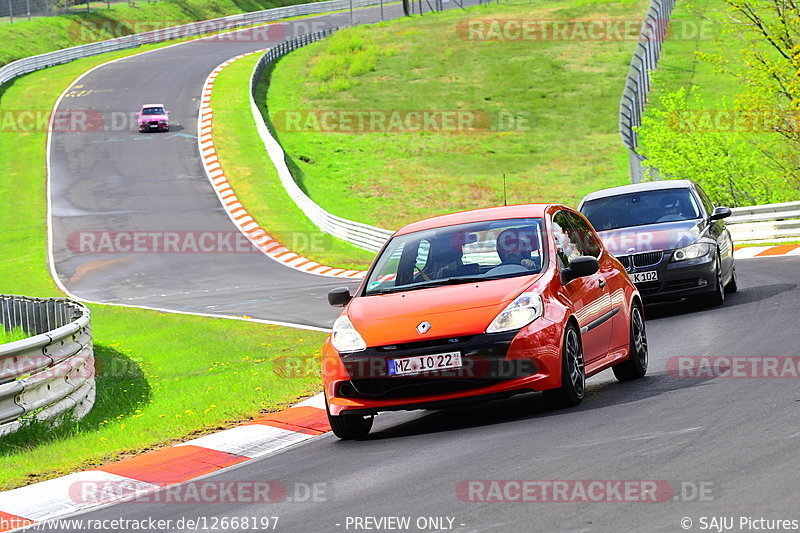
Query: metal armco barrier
[[0, 295, 94, 437], [618, 0, 676, 184], [727, 201, 800, 243], [0, 0, 384, 88], [250, 30, 394, 252]]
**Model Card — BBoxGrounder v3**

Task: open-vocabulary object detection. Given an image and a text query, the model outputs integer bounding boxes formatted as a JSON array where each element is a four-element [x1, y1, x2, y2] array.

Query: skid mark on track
[[557, 427, 704, 449]]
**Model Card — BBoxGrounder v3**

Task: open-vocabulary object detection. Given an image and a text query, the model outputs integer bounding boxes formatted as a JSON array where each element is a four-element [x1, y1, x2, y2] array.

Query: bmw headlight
[[486, 292, 543, 333], [331, 315, 367, 353], [671, 242, 713, 262]]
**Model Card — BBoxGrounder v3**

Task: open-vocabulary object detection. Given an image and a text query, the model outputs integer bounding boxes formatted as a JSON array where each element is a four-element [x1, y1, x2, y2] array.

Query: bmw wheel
[[725, 264, 738, 293], [706, 254, 725, 306]]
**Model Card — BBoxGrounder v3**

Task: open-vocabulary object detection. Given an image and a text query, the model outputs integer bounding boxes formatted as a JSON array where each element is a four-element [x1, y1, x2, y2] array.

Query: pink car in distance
[[137, 104, 170, 132]]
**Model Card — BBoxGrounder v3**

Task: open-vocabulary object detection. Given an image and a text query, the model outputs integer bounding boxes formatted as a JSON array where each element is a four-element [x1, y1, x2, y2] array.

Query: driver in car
[[496, 228, 539, 270], [657, 196, 684, 222]]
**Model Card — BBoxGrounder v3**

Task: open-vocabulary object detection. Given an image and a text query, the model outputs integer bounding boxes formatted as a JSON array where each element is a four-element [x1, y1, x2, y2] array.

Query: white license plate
[[388, 351, 462, 376], [632, 270, 658, 283]]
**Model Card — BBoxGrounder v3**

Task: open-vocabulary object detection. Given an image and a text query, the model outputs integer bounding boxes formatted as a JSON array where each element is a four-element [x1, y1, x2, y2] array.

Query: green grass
[[0, 326, 29, 343], [641, 0, 737, 105], [264, 0, 648, 230], [211, 55, 376, 270], [735, 241, 800, 248], [0, 43, 326, 490], [0, 0, 325, 68]]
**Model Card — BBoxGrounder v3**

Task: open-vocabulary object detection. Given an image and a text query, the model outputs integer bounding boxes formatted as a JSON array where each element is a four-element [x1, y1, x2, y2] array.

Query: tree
[[638, 0, 800, 205], [637, 88, 788, 206]]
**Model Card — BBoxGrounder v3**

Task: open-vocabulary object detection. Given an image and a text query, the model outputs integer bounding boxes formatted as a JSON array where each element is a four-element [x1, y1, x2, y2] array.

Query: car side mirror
[[564, 256, 599, 282], [709, 206, 732, 221], [328, 287, 353, 307], [135, 112, 140, 116]]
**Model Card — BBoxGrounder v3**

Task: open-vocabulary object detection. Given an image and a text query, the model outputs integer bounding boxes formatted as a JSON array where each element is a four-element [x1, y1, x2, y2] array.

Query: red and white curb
[[0, 395, 329, 531], [198, 52, 367, 280], [733, 244, 800, 259]]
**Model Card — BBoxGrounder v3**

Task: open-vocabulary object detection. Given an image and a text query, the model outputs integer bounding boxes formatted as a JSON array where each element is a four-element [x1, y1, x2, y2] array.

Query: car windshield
[[364, 218, 545, 296], [142, 107, 165, 115], [580, 188, 702, 231]]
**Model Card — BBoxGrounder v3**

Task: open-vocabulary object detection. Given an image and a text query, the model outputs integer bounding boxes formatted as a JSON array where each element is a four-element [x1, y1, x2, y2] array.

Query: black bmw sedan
[[578, 180, 737, 306]]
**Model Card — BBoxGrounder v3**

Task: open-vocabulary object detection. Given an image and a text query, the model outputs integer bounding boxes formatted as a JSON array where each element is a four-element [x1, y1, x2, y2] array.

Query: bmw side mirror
[[328, 287, 353, 307], [710, 206, 732, 221], [565, 256, 599, 281]]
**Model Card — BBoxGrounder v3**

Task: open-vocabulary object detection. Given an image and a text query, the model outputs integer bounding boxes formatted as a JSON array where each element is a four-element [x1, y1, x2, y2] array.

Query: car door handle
[[598, 279, 607, 288]]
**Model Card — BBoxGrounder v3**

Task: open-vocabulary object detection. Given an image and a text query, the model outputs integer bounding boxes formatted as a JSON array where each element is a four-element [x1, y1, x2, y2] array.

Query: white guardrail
[[0, 295, 94, 438], [0, 0, 385, 88], [727, 201, 800, 243], [250, 32, 394, 252]]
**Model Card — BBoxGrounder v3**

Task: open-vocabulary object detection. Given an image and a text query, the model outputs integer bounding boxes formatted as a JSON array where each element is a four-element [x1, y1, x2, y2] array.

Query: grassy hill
[[263, 0, 649, 230]]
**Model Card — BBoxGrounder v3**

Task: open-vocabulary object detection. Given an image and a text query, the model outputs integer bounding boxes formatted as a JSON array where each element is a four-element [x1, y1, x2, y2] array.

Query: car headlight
[[486, 292, 543, 333], [331, 315, 367, 353], [671, 242, 713, 262]]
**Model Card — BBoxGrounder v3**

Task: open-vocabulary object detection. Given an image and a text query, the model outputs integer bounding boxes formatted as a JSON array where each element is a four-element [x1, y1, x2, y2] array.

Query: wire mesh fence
[[0, 0, 153, 23]]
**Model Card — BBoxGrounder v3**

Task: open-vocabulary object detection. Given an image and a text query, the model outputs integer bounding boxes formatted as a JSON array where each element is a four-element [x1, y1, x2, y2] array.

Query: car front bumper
[[139, 122, 169, 131], [622, 249, 718, 303], [323, 318, 565, 416]]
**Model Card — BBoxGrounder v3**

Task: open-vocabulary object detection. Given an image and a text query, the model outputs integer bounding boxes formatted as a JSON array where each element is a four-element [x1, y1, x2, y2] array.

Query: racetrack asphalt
[[47, 3, 432, 329], [45, 257, 800, 532], [46, 1, 800, 530]]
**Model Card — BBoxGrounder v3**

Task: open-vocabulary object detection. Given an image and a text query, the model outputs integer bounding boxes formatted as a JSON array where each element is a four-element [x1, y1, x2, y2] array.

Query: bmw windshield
[[364, 218, 545, 296], [581, 189, 702, 231]]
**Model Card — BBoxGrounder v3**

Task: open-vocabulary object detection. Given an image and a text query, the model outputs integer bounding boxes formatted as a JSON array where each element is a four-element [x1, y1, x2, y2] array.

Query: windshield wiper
[[367, 276, 495, 295]]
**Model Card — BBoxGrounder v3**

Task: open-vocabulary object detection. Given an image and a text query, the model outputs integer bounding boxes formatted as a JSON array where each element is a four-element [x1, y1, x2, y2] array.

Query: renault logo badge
[[416, 321, 431, 334]]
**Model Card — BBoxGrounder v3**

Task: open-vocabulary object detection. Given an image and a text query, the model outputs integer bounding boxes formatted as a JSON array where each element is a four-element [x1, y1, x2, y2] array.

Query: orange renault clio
[[322, 205, 647, 439]]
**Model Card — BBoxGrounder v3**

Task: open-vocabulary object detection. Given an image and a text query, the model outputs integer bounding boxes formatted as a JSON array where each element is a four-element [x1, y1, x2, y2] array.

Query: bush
[[638, 87, 799, 206]]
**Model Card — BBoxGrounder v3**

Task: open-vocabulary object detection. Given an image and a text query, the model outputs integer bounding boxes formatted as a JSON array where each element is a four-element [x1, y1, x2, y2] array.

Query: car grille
[[375, 336, 474, 352], [618, 251, 664, 271], [341, 377, 505, 399], [337, 330, 535, 400]]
